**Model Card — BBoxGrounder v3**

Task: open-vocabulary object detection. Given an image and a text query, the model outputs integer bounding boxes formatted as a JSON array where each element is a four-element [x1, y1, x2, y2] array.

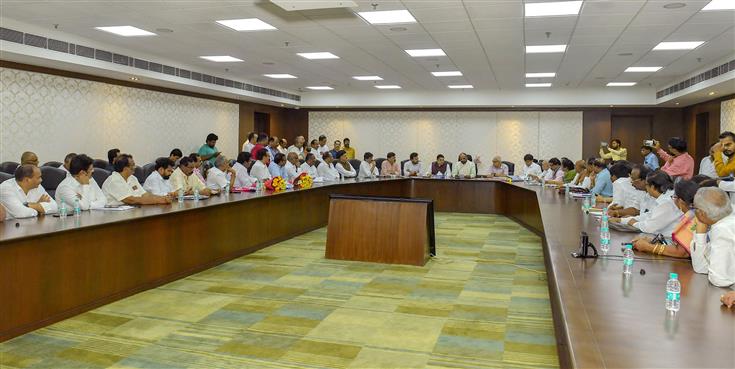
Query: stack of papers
[[94, 205, 135, 211]]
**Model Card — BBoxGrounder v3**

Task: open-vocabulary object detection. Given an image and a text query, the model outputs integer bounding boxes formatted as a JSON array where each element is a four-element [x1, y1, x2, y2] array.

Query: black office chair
[[134, 166, 146, 184], [0, 172, 13, 183], [42, 161, 62, 168], [93, 159, 109, 170], [40, 166, 66, 198], [400, 160, 409, 176], [91, 168, 111, 186], [502, 161, 515, 175], [141, 163, 156, 183], [0, 161, 19, 174], [349, 159, 361, 172], [375, 158, 386, 174]]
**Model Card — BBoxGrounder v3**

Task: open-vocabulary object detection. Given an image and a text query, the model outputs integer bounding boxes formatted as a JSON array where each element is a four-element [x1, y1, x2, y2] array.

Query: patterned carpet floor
[[0, 213, 558, 369]]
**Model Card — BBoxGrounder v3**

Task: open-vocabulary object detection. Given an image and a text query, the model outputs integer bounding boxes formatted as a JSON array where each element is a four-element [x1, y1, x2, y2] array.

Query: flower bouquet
[[293, 172, 313, 189], [264, 176, 287, 192]]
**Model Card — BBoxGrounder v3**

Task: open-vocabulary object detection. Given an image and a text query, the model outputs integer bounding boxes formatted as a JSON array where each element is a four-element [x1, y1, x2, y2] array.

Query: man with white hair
[[287, 136, 306, 160], [484, 156, 509, 177], [691, 187, 735, 288]]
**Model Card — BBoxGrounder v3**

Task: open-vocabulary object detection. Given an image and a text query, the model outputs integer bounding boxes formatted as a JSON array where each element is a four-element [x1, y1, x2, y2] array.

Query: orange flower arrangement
[[264, 176, 287, 192], [293, 172, 313, 189]]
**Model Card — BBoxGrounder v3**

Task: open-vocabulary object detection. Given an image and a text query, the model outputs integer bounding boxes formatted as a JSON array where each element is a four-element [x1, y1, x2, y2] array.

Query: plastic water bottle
[[73, 198, 81, 217], [541, 177, 546, 187], [582, 196, 591, 213], [666, 273, 681, 312], [59, 201, 67, 218], [224, 184, 230, 196], [623, 244, 634, 275], [600, 207, 610, 253], [194, 188, 200, 201], [177, 188, 184, 203]]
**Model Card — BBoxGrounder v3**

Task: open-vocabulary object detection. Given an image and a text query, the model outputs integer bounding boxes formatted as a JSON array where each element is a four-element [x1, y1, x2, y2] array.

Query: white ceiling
[[1, 0, 733, 103]]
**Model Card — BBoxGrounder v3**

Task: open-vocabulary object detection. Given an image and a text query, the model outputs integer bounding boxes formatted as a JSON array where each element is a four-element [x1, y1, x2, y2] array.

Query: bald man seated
[[484, 156, 509, 177], [20, 151, 39, 167], [0, 164, 58, 219]]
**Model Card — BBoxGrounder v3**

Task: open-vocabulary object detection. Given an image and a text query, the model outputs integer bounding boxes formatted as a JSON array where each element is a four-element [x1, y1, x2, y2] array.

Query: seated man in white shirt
[[614, 170, 682, 235], [250, 148, 272, 181], [242, 131, 257, 153], [20, 151, 39, 167], [300, 153, 319, 178], [403, 152, 422, 177], [359, 152, 380, 179], [233, 151, 256, 187], [287, 135, 306, 160], [598, 161, 634, 205], [56, 154, 106, 211], [144, 157, 177, 197], [483, 156, 509, 178], [284, 152, 301, 181], [335, 150, 357, 178], [317, 135, 329, 156], [206, 155, 236, 193], [691, 187, 735, 287], [698, 143, 719, 178], [169, 156, 212, 196], [0, 164, 58, 219], [61, 152, 77, 177], [452, 153, 476, 179], [608, 164, 651, 218], [317, 152, 340, 181], [102, 154, 170, 206], [520, 154, 543, 180]]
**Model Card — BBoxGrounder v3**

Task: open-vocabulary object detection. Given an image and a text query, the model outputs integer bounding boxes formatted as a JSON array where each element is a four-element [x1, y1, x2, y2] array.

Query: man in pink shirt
[[381, 152, 401, 176], [655, 137, 694, 180]]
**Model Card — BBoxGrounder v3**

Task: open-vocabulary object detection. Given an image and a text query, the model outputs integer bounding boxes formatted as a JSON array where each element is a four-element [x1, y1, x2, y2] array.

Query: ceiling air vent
[[657, 59, 735, 99], [0, 26, 301, 102]]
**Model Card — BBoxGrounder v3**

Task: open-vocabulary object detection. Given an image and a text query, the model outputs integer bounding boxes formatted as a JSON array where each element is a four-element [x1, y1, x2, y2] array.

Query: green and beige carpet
[[0, 213, 558, 369]]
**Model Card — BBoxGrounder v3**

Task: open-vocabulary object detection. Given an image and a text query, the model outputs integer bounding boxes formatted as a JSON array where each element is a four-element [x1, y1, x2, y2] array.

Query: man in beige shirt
[[169, 156, 212, 196]]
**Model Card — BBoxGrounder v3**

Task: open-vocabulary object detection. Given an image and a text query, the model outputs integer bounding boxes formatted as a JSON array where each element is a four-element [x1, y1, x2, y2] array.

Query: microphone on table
[[571, 232, 598, 258]]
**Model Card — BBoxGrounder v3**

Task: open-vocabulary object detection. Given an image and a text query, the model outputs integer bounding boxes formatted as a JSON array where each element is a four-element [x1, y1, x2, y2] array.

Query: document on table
[[93, 205, 135, 211]]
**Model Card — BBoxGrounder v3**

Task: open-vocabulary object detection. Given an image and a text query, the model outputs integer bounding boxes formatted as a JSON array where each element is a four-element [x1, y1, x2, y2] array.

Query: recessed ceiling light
[[129, 77, 139, 81], [607, 82, 637, 86], [526, 83, 552, 87], [708, 91, 716, 95], [353, 76, 383, 81], [448, 85, 473, 89], [617, 52, 634, 56], [357, 10, 416, 24], [625, 66, 663, 72], [306, 86, 333, 90], [375, 85, 401, 89], [155, 28, 174, 33], [675, 102, 680, 105], [405, 49, 446, 57], [525, 1, 583, 17], [432, 71, 462, 77], [663, 2, 686, 9], [264, 74, 297, 79], [525, 72, 556, 78], [390, 26, 408, 32], [216, 18, 277, 31], [95, 26, 155, 37], [653, 41, 705, 50], [297, 52, 339, 60], [199, 55, 243, 62], [702, 0, 735, 11], [525, 45, 567, 53]]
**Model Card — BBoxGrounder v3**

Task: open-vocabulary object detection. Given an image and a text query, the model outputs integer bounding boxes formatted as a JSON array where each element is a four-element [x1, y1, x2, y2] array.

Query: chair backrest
[[42, 161, 62, 168], [93, 159, 110, 169], [349, 159, 361, 172], [133, 166, 146, 184], [0, 161, 19, 174], [502, 161, 515, 175], [400, 160, 409, 176], [40, 166, 67, 198], [375, 158, 386, 174], [0, 172, 13, 183], [92, 168, 112, 186], [141, 163, 156, 183]]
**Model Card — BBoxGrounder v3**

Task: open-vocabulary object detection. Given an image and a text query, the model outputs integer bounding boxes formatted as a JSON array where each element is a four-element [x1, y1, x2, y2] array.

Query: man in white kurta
[[691, 187, 735, 288], [0, 165, 58, 219]]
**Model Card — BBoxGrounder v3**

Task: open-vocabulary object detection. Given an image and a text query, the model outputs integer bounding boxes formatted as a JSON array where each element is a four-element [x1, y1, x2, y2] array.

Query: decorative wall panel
[[0, 67, 239, 165], [722, 99, 735, 133]]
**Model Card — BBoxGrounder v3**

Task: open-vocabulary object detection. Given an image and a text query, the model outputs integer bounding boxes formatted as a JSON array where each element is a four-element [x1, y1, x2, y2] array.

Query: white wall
[[0, 67, 239, 165], [308, 111, 583, 167], [723, 99, 735, 133]]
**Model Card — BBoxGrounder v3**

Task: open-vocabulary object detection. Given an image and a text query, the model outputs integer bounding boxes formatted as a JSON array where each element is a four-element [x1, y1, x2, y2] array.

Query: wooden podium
[[325, 194, 435, 266]]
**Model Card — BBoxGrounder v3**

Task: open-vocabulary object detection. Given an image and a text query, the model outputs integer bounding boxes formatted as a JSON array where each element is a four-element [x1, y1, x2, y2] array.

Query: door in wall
[[695, 112, 710, 169], [254, 112, 271, 135], [611, 115, 653, 164]]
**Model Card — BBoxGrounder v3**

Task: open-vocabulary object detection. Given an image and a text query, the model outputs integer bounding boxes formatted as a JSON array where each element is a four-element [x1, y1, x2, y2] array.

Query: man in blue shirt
[[197, 133, 220, 166], [268, 153, 288, 178], [641, 145, 659, 170], [590, 160, 614, 197]]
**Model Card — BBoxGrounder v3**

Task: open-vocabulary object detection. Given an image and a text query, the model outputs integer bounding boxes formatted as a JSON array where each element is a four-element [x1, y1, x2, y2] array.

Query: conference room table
[[1, 177, 733, 368]]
